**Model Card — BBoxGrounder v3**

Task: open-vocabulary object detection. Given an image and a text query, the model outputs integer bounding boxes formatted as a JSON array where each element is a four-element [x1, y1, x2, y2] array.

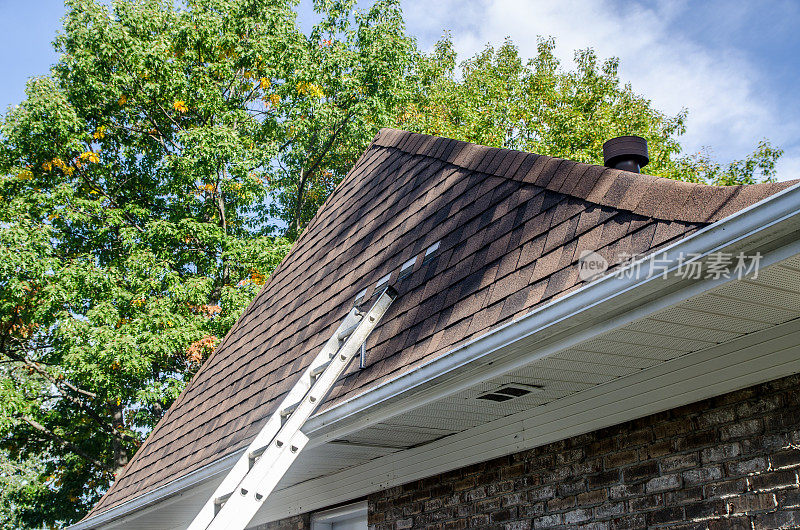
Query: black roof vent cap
[[603, 135, 649, 173]]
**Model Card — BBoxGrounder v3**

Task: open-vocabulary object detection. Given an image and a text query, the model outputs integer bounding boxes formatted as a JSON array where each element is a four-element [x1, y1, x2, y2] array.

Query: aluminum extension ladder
[[187, 287, 397, 530]]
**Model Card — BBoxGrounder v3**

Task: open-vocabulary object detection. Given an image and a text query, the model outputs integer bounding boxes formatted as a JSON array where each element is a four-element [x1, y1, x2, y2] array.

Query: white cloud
[[777, 155, 800, 182], [402, 0, 799, 178]]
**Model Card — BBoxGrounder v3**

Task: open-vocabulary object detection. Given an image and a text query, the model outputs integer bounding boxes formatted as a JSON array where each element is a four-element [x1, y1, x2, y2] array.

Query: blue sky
[[2, 0, 799, 180]]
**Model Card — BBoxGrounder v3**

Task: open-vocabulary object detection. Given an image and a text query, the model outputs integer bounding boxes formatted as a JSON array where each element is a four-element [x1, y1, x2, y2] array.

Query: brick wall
[[368, 374, 800, 529], [254, 513, 310, 530]]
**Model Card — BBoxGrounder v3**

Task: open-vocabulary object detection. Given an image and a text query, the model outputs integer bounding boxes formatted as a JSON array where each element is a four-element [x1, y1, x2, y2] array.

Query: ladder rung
[[279, 401, 300, 419], [310, 360, 331, 380], [248, 444, 268, 468], [214, 492, 232, 511], [338, 321, 360, 341]]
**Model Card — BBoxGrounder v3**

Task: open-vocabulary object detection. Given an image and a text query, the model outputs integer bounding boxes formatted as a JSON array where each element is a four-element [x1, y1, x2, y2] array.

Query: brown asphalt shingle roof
[[86, 128, 797, 519]]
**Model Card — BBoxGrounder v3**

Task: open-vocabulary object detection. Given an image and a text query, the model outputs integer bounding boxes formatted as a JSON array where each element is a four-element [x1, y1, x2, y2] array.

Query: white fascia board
[[72, 182, 800, 528]]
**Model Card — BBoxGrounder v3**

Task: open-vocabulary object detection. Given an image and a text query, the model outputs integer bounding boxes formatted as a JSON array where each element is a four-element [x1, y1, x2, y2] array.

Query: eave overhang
[[304, 181, 800, 443]]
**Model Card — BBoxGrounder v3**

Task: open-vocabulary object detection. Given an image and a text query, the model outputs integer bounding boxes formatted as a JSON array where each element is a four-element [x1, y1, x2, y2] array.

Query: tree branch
[[289, 111, 356, 233], [76, 170, 145, 234], [3, 345, 136, 445], [20, 416, 108, 470]]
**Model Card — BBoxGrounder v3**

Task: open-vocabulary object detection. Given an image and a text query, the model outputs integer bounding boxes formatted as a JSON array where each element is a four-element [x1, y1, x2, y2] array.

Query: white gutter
[[73, 181, 800, 529]]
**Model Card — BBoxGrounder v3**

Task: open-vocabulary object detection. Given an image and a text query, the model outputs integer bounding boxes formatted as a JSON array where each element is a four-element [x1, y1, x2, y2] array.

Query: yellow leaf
[[309, 84, 325, 98], [80, 151, 100, 164], [259, 77, 270, 90], [17, 169, 33, 180], [118, 95, 127, 106], [297, 82, 324, 98], [173, 100, 188, 113]]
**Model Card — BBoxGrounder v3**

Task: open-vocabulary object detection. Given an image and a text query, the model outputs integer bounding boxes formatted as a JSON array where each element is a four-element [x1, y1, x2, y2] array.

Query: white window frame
[[310, 501, 367, 530]]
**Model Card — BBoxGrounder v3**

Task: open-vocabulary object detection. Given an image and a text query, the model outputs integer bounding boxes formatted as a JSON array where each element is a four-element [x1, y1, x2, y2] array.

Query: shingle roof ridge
[[374, 128, 798, 224]]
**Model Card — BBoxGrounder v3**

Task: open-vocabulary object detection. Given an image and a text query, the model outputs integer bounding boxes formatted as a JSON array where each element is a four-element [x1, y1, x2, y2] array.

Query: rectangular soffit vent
[[476, 384, 544, 402]]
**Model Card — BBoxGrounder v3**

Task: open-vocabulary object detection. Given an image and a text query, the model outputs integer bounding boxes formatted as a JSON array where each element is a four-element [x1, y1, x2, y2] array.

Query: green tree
[[0, 0, 414, 526], [268, 0, 416, 236], [396, 36, 782, 185]]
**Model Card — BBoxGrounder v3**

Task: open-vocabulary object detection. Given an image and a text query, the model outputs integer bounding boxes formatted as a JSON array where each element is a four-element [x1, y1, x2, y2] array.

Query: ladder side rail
[[204, 431, 310, 530], [186, 306, 366, 530], [204, 288, 396, 530], [243, 287, 394, 497]]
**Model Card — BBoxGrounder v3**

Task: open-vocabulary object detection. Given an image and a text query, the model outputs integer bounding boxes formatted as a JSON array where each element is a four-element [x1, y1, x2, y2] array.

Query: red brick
[[647, 506, 684, 525], [661, 453, 699, 472], [683, 465, 723, 485], [646, 473, 682, 493], [577, 489, 608, 506], [752, 509, 800, 528], [547, 495, 576, 511], [772, 449, 800, 470], [704, 478, 747, 499], [727, 492, 776, 514], [749, 469, 798, 492], [707, 517, 751, 530], [623, 460, 659, 482], [604, 449, 638, 468]]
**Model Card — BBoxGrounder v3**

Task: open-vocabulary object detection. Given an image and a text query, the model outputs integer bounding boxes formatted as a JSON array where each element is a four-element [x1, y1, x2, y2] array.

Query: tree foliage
[[268, 0, 416, 236], [395, 36, 782, 185], [0, 0, 413, 526]]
